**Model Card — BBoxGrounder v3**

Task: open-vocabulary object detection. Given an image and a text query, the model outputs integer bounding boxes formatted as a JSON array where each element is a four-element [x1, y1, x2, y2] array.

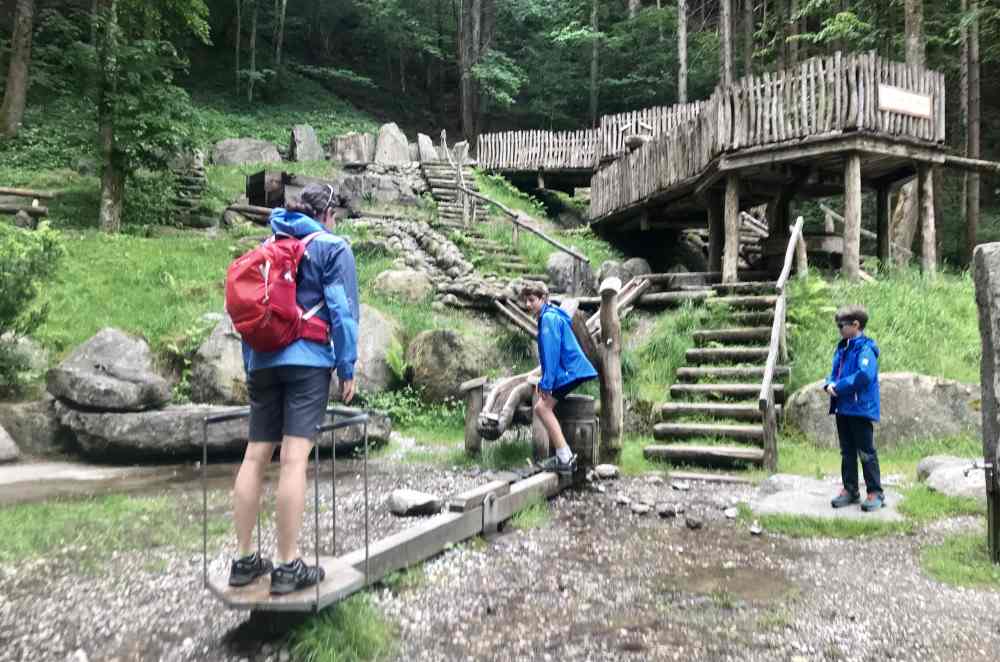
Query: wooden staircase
[[644, 280, 789, 469]]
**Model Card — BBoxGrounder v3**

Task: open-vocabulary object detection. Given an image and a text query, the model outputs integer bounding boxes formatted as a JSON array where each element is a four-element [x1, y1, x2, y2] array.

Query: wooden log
[[843, 153, 862, 281], [597, 277, 623, 462], [723, 175, 741, 283], [0, 205, 48, 217], [0, 187, 55, 200], [876, 187, 891, 266], [972, 244, 1000, 564], [227, 203, 273, 217], [707, 192, 725, 272], [918, 164, 937, 276], [460, 377, 487, 456]]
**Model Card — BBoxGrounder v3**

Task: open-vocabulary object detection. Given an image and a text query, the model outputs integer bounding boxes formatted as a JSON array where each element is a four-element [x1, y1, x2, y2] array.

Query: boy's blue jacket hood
[[536, 303, 597, 393], [241, 209, 359, 379], [826, 334, 880, 421]]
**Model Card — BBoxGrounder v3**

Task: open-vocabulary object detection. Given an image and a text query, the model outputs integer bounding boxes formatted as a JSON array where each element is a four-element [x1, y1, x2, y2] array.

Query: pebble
[[749, 520, 763, 536], [671, 480, 691, 491], [724, 507, 739, 520], [594, 464, 620, 480], [685, 516, 704, 530], [615, 493, 632, 506], [630, 503, 651, 515], [656, 502, 678, 518]]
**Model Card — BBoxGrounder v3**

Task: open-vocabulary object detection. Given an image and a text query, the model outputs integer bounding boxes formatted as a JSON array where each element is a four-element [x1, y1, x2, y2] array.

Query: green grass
[[787, 270, 979, 393], [380, 566, 426, 594], [921, 532, 1000, 589], [510, 494, 550, 530], [896, 485, 985, 523], [0, 494, 228, 566], [289, 594, 397, 662]]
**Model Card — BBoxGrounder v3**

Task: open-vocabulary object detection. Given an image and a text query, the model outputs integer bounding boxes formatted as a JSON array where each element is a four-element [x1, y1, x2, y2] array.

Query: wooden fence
[[590, 52, 946, 219], [598, 100, 709, 161], [477, 129, 601, 171]]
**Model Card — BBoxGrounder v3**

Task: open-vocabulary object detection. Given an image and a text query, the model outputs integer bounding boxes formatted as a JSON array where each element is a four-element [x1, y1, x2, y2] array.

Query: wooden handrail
[[459, 186, 590, 265], [0, 187, 55, 200], [776, 217, 805, 292]]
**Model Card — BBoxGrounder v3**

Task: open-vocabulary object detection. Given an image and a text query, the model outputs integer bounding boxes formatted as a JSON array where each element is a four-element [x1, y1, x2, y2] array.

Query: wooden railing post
[[460, 377, 487, 457], [598, 277, 623, 462]]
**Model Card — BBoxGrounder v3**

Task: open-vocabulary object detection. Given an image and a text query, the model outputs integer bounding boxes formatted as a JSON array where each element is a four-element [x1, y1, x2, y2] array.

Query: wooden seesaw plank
[[207, 472, 560, 612]]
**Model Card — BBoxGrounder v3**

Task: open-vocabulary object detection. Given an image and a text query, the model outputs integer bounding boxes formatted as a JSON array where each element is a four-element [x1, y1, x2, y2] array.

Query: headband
[[324, 184, 335, 211]]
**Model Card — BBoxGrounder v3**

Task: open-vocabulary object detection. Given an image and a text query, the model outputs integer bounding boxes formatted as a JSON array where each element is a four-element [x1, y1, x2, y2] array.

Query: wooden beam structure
[[723, 175, 740, 283], [843, 154, 862, 281]]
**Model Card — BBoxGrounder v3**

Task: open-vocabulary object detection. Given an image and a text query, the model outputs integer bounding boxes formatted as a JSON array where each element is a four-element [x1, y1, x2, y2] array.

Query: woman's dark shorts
[[247, 366, 332, 441]]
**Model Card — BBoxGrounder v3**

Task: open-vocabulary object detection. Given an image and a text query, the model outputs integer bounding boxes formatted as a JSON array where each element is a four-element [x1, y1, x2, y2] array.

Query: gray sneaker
[[537, 454, 577, 477], [830, 490, 860, 508]]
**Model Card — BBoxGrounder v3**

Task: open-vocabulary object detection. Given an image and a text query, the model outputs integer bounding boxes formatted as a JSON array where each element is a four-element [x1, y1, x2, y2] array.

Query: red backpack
[[225, 232, 330, 352]]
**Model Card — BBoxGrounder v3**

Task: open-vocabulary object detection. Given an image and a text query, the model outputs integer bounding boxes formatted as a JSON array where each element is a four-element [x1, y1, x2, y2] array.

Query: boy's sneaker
[[228, 551, 273, 587], [861, 493, 885, 512], [830, 490, 860, 509], [270, 558, 326, 595], [536, 454, 578, 477]]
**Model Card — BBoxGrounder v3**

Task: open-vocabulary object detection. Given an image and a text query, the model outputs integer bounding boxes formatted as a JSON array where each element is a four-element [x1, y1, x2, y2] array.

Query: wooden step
[[658, 402, 781, 421], [712, 281, 779, 295], [675, 366, 789, 382], [644, 444, 765, 466], [652, 422, 764, 443], [693, 327, 771, 345], [730, 310, 775, 325], [669, 383, 785, 402], [684, 347, 770, 364], [707, 295, 778, 310], [521, 273, 550, 282]]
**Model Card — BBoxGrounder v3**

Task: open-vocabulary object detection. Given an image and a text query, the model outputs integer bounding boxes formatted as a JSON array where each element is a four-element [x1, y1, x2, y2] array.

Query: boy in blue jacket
[[825, 305, 884, 512], [521, 281, 598, 476]]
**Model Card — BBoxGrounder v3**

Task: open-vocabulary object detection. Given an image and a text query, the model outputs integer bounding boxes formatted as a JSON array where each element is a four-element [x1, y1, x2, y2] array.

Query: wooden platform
[[208, 558, 366, 612]]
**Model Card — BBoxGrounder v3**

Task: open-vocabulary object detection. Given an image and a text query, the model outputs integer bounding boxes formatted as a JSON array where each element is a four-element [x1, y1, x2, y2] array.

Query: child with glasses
[[825, 305, 884, 512]]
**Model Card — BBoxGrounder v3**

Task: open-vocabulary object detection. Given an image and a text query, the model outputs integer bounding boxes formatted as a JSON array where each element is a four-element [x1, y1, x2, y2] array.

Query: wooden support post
[[843, 153, 862, 281], [512, 222, 519, 248], [794, 233, 808, 278], [918, 164, 937, 276], [531, 390, 550, 462], [723, 175, 740, 284], [639, 209, 650, 231], [537, 170, 545, 190], [460, 377, 487, 456], [972, 243, 1000, 564], [876, 186, 891, 268], [707, 192, 724, 272], [597, 277, 623, 462]]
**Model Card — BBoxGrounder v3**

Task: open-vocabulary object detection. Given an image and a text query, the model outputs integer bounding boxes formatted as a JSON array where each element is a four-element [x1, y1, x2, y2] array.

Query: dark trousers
[[835, 414, 883, 497]]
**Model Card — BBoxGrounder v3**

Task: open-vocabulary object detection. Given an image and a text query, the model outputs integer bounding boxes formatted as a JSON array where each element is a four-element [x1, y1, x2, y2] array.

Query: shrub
[[0, 223, 65, 392]]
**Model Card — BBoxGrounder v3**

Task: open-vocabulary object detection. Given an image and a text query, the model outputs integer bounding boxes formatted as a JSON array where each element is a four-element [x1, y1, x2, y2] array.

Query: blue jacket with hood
[[825, 334, 880, 421], [241, 209, 359, 380], [537, 302, 598, 393]]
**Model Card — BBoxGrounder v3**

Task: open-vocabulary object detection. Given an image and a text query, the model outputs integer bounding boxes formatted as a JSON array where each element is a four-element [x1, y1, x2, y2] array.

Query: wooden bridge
[[478, 51, 961, 281]]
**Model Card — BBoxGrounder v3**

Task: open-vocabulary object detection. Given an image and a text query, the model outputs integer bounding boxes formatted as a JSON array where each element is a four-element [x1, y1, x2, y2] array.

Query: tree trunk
[[629, 0, 641, 18], [904, 0, 924, 67], [1, 0, 36, 138], [590, 0, 600, 126], [774, 0, 786, 70], [742, 0, 753, 76], [459, 0, 484, 142], [90, 0, 99, 44], [720, 0, 733, 86], [247, 0, 257, 103], [598, 280, 623, 460], [657, 0, 664, 42], [678, 0, 688, 102], [97, 0, 123, 234], [274, 0, 287, 69], [960, 0, 969, 262], [235, 0, 242, 96], [787, 0, 798, 65], [967, 0, 981, 262]]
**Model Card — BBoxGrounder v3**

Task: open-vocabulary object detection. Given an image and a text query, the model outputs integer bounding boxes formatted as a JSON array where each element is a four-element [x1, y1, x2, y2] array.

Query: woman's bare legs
[[233, 441, 277, 556]]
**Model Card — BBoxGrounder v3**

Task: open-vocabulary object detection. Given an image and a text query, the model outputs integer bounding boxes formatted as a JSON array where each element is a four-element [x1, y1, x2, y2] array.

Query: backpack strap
[[298, 231, 328, 320]]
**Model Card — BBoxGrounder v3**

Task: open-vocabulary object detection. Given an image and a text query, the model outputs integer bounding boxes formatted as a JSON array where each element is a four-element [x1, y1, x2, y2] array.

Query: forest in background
[[0, 0, 998, 263]]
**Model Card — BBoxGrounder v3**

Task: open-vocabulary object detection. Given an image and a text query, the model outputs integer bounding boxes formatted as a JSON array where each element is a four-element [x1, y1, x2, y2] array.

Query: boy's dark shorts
[[550, 376, 592, 401], [247, 366, 332, 441]]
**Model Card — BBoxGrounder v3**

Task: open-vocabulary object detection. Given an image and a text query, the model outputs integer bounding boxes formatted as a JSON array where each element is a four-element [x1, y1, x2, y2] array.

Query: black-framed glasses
[[836, 320, 856, 329]]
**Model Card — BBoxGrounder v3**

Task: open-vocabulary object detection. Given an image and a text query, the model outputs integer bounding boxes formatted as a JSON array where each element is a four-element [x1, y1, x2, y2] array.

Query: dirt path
[[1, 463, 998, 662]]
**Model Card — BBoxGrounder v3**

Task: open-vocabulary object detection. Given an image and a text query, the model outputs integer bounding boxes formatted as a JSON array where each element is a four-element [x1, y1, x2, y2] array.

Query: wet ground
[[1, 456, 999, 662]]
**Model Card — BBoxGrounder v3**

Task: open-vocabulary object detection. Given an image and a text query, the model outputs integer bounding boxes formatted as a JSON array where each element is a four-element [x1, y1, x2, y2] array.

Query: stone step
[[669, 383, 785, 402], [652, 422, 764, 443], [675, 366, 789, 382], [658, 401, 781, 422], [707, 295, 778, 310], [643, 444, 765, 466], [684, 347, 771, 364], [712, 281, 779, 295], [693, 327, 772, 345]]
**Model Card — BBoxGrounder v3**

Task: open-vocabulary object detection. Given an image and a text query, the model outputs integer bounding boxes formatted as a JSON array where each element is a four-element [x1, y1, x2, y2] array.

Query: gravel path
[[2, 461, 999, 662]]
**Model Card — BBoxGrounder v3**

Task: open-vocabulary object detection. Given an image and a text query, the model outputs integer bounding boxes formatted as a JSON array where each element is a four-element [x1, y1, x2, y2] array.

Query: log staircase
[[644, 280, 788, 468]]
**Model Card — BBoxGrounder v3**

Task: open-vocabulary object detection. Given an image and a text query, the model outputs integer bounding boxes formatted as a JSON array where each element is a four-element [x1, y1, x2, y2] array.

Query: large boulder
[[211, 138, 282, 166], [621, 257, 652, 281], [318, 410, 392, 453], [417, 134, 437, 163], [330, 169, 424, 208], [546, 252, 596, 296], [917, 455, 986, 503], [55, 402, 250, 460], [190, 315, 247, 405], [785, 372, 981, 449], [0, 395, 73, 456], [289, 124, 326, 162], [329, 132, 375, 164], [0, 424, 19, 463], [47, 328, 172, 412], [353, 304, 400, 393], [373, 269, 434, 303], [406, 329, 486, 401], [374, 123, 411, 166]]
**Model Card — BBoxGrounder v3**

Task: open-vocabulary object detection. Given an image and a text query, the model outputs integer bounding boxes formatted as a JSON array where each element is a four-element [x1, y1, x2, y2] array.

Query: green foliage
[[745, 511, 911, 539], [289, 594, 397, 662], [897, 485, 985, 524], [787, 269, 980, 393], [511, 494, 550, 530], [0, 494, 228, 566], [357, 387, 464, 432], [162, 317, 217, 403], [921, 533, 1000, 589], [472, 50, 528, 108]]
